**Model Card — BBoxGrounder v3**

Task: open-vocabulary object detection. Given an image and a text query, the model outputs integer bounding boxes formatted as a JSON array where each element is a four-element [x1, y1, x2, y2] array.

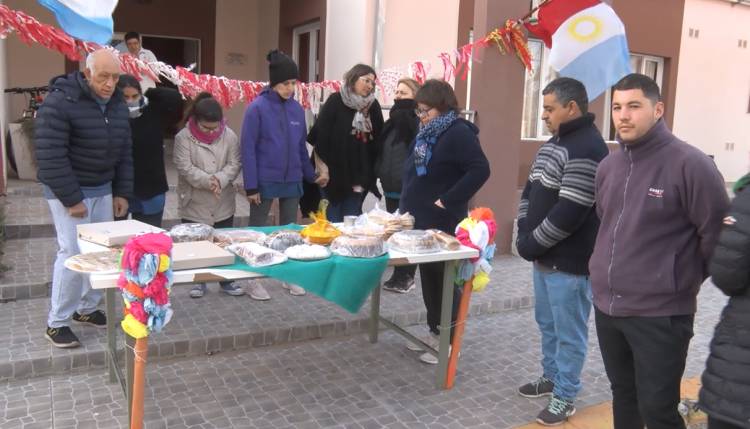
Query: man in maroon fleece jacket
[[590, 73, 729, 429]]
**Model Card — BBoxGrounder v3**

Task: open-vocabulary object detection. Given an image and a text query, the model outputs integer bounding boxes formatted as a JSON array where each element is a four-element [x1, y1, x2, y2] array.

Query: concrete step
[[2, 190, 254, 240], [0, 256, 534, 382]]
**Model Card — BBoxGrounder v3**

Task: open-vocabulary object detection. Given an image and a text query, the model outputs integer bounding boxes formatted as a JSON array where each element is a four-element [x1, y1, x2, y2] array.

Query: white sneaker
[[419, 345, 457, 365], [282, 282, 306, 296], [248, 282, 270, 301], [406, 332, 439, 352]]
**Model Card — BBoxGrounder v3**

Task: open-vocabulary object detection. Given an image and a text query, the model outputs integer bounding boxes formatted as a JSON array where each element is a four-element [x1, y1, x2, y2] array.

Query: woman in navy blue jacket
[[400, 79, 490, 364]]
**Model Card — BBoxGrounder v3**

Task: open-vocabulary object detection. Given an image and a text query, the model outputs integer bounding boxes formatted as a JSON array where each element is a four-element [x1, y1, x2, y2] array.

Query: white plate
[[64, 251, 121, 274]]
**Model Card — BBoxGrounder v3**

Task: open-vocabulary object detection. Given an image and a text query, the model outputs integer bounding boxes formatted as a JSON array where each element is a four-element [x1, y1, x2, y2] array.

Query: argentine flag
[[526, 0, 632, 100], [38, 0, 118, 44]]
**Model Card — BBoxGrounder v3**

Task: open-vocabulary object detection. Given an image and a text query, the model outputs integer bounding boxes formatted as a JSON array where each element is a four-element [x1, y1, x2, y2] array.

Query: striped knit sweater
[[516, 113, 608, 275]]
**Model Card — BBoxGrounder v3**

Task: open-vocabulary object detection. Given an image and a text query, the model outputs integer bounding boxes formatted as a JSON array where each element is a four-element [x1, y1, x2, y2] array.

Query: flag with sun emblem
[[525, 0, 631, 99]]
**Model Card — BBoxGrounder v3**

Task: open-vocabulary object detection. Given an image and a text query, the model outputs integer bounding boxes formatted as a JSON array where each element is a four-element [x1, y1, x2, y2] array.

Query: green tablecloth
[[217, 225, 389, 313]]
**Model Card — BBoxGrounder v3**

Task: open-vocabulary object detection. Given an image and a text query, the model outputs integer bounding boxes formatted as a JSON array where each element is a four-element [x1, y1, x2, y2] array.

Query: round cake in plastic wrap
[[387, 230, 441, 254], [213, 229, 267, 247], [330, 235, 386, 258], [264, 230, 305, 252], [169, 223, 215, 243]]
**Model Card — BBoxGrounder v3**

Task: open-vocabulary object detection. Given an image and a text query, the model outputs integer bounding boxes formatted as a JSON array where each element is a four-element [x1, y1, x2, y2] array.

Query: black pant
[[595, 308, 694, 429], [182, 217, 234, 287], [419, 262, 461, 338], [115, 211, 163, 228], [384, 197, 417, 279], [708, 416, 745, 429]]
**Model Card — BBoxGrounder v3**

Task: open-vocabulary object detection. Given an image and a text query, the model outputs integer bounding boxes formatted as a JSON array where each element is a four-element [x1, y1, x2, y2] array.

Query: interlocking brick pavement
[[0, 283, 728, 429], [0, 255, 535, 381]]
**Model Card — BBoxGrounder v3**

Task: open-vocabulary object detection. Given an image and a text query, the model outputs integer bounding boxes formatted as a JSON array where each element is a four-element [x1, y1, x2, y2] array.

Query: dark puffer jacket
[[35, 72, 133, 207], [700, 179, 750, 428]]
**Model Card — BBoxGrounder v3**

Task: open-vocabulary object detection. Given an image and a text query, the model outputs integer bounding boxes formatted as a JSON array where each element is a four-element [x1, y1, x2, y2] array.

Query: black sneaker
[[72, 310, 107, 328], [383, 275, 416, 294], [536, 396, 576, 426], [518, 376, 554, 398], [45, 326, 81, 348]]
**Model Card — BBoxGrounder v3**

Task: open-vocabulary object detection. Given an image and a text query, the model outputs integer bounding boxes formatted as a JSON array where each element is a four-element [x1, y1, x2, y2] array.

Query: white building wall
[[672, 0, 750, 182]]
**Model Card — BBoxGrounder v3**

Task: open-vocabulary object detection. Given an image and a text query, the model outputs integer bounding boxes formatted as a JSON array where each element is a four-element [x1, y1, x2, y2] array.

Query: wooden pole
[[444, 279, 474, 389], [129, 336, 148, 429]]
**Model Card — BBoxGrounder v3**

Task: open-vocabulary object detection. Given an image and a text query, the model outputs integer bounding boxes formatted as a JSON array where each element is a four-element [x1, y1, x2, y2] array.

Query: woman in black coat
[[116, 75, 183, 227], [700, 175, 750, 429], [400, 79, 490, 365], [375, 77, 421, 294], [308, 64, 384, 222]]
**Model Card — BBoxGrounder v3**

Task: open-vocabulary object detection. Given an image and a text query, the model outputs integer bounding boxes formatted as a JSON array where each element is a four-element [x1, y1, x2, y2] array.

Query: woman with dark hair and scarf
[[376, 77, 421, 293], [116, 75, 183, 227], [174, 92, 244, 299], [308, 64, 384, 222], [400, 79, 490, 364]]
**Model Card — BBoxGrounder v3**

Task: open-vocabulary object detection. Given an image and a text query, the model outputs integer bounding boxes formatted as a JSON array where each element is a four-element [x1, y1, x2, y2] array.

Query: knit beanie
[[268, 50, 299, 87]]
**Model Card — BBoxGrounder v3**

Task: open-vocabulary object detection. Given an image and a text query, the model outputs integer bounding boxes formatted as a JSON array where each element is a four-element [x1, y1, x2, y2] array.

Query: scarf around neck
[[188, 117, 226, 145], [340, 85, 375, 142], [413, 110, 458, 176]]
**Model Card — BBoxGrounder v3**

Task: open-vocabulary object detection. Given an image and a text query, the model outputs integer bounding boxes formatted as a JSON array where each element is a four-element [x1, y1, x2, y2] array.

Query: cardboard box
[[77, 220, 165, 247], [171, 241, 236, 271]]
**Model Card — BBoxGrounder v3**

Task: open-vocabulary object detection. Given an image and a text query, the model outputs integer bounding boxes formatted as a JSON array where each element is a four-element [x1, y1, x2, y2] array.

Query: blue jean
[[47, 195, 113, 328], [324, 189, 365, 223], [533, 267, 593, 401]]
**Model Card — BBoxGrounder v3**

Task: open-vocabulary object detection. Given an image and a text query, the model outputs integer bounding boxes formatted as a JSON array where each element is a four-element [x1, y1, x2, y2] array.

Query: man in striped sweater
[[515, 77, 608, 426]]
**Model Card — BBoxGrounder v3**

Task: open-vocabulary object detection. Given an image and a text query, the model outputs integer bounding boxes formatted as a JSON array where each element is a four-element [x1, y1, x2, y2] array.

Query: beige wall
[[4, 1, 64, 123], [214, 0, 280, 133], [324, 0, 377, 80], [380, 0, 460, 77], [673, 0, 750, 182]]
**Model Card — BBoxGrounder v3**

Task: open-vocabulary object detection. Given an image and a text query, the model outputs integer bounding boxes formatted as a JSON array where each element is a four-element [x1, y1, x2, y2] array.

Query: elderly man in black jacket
[[35, 49, 133, 348]]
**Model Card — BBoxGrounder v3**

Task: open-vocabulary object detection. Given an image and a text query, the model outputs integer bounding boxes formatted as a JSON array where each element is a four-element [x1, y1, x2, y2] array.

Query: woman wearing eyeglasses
[[309, 64, 384, 222], [400, 79, 490, 364], [173, 92, 244, 299]]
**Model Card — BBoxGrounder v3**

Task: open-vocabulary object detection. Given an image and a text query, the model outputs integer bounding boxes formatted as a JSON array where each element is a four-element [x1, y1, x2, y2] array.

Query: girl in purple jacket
[[240, 50, 325, 301]]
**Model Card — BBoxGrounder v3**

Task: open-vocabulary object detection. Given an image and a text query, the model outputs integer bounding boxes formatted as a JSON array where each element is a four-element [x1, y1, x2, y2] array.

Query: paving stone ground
[[0, 283, 728, 429], [0, 253, 535, 381]]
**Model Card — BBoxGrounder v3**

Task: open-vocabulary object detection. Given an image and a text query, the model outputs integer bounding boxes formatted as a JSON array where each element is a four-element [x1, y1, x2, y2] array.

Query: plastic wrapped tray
[[387, 230, 440, 254], [330, 235, 386, 258], [264, 230, 305, 252], [427, 229, 461, 251], [169, 223, 214, 243], [213, 229, 267, 247], [284, 244, 331, 261], [226, 242, 287, 267]]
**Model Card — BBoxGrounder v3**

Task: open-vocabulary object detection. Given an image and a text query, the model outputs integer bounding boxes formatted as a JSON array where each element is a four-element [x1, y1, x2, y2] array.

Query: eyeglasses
[[358, 76, 376, 86], [414, 107, 433, 118]]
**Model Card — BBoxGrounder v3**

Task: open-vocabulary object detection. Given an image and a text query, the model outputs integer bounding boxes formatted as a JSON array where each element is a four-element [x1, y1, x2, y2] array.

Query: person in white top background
[[119, 31, 157, 91]]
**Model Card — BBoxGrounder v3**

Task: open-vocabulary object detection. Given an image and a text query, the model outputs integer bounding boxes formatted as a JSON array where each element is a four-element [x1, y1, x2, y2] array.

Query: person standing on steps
[[35, 49, 133, 348], [309, 63, 384, 222], [115, 74, 183, 227], [376, 78, 421, 294], [174, 92, 245, 299], [240, 50, 326, 301]]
